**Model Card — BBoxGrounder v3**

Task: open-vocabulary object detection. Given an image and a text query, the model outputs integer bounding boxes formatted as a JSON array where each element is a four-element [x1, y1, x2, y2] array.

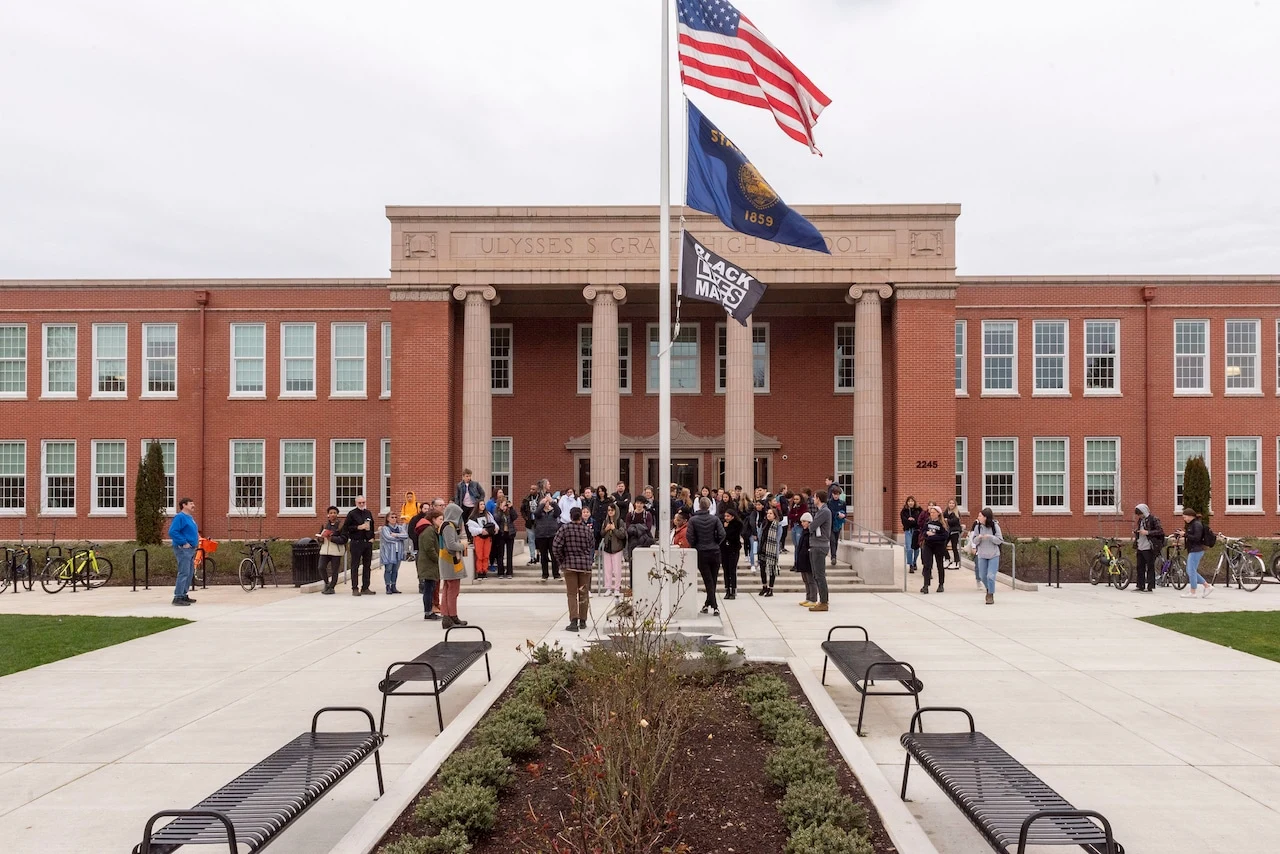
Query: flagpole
[[657, 0, 672, 567]]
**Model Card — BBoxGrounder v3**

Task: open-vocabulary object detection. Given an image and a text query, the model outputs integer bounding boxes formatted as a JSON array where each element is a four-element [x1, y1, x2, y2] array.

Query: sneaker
[[1133, 587, 1145, 593], [985, 593, 994, 605], [172, 597, 191, 606], [808, 602, 829, 612], [425, 612, 441, 620], [321, 587, 335, 595], [908, 567, 917, 574], [540, 577, 548, 583], [713, 608, 720, 617], [352, 589, 361, 596], [182, 596, 197, 603], [1180, 590, 1197, 598], [1202, 584, 1213, 599], [799, 601, 812, 608]]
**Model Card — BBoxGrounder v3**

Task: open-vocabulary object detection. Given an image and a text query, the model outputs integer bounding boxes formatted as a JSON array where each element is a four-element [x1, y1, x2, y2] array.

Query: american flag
[[676, 0, 831, 153]]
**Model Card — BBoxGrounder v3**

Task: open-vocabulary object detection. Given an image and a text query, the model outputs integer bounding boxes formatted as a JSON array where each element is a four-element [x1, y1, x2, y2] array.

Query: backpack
[[1146, 514, 1166, 549], [1202, 524, 1217, 548]]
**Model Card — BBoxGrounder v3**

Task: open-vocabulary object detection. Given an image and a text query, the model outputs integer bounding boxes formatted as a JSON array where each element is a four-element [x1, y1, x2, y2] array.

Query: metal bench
[[820, 625, 923, 736], [377, 625, 492, 734], [900, 707, 1123, 854], [134, 706, 385, 854]]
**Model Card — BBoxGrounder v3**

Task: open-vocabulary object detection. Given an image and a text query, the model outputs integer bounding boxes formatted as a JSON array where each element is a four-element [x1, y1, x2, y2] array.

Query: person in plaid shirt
[[552, 505, 596, 633]]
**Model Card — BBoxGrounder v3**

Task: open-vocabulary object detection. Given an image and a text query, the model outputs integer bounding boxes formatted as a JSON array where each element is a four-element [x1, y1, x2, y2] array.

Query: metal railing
[[132, 548, 150, 591], [840, 521, 897, 547], [1046, 544, 1062, 588]]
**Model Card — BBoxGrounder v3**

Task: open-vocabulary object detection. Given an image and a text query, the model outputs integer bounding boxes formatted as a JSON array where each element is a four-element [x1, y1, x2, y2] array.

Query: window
[[1174, 438, 1209, 512], [981, 321, 1016, 394], [230, 323, 266, 396], [1225, 320, 1260, 394], [1084, 438, 1119, 513], [143, 324, 177, 396], [835, 323, 855, 392], [954, 321, 966, 394], [1033, 438, 1068, 511], [140, 439, 176, 513], [982, 438, 1017, 512], [381, 439, 391, 513], [92, 324, 127, 397], [280, 323, 315, 397], [0, 441, 25, 513], [41, 440, 76, 514], [492, 437, 512, 499], [834, 437, 854, 505], [331, 323, 367, 396], [1084, 320, 1118, 394], [1174, 320, 1208, 393], [230, 440, 265, 514], [1225, 437, 1260, 511], [381, 322, 392, 398], [280, 440, 315, 514], [0, 324, 27, 397], [1033, 320, 1067, 394], [331, 440, 365, 511], [647, 323, 700, 393], [92, 440, 126, 514], [577, 324, 632, 394], [42, 324, 77, 397], [715, 323, 769, 393], [955, 438, 967, 511], [490, 324, 513, 394]]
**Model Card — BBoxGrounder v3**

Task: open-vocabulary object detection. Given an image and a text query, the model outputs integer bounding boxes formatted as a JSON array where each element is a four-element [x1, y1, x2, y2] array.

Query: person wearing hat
[[796, 512, 818, 607], [1132, 503, 1165, 593]]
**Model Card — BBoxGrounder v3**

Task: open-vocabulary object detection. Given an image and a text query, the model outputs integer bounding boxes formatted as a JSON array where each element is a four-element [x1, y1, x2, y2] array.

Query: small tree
[[134, 441, 168, 544], [1183, 455, 1211, 520]]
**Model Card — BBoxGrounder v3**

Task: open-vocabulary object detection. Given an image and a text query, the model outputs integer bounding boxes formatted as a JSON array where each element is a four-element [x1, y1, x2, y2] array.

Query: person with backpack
[[967, 507, 1004, 604], [1180, 509, 1214, 599], [1132, 504, 1165, 593]]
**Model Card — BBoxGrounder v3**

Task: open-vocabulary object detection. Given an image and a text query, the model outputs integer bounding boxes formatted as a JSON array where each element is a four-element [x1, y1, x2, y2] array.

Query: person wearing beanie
[[1132, 503, 1165, 593]]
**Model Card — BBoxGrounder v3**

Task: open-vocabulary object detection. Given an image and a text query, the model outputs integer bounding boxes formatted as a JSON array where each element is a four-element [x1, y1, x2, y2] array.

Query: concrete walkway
[[3, 568, 1280, 853]]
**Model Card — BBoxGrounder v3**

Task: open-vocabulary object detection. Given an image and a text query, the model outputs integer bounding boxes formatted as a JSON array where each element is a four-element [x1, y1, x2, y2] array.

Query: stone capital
[[452, 285, 500, 306], [845, 284, 893, 304], [583, 285, 627, 305]]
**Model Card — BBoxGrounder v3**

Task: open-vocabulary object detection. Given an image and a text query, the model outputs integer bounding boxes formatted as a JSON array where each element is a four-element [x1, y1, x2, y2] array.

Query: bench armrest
[[1017, 809, 1116, 854], [311, 705, 378, 735], [864, 659, 921, 690], [381, 659, 440, 688], [138, 809, 237, 854], [825, 624, 870, 643], [908, 706, 975, 734], [444, 624, 488, 644]]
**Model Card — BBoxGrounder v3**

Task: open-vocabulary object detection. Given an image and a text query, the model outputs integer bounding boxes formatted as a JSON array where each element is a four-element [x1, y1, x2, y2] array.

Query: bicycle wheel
[[238, 557, 258, 592], [262, 554, 278, 587], [19, 553, 35, 590], [1240, 555, 1265, 592], [1114, 559, 1132, 590], [1171, 556, 1188, 590], [1089, 556, 1106, 585], [1271, 551, 1280, 582], [84, 556, 113, 588], [41, 557, 70, 593]]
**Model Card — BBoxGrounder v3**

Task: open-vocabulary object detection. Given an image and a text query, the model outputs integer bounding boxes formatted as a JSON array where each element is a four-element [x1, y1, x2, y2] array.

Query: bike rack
[[1047, 544, 1061, 588], [194, 549, 211, 590], [4, 548, 14, 594], [68, 546, 91, 593], [132, 548, 150, 592]]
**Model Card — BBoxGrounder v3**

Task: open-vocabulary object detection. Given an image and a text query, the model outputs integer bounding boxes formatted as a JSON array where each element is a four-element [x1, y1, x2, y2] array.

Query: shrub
[[437, 745, 513, 791], [1184, 455, 1211, 520], [750, 697, 807, 740], [415, 783, 498, 838], [381, 828, 474, 854], [779, 779, 868, 835], [738, 673, 790, 705], [764, 744, 836, 789], [528, 641, 567, 665], [773, 718, 828, 750], [513, 663, 573, 706], [784, 822, 873, 854], [473, 716, 540, 759], [134, 441, 167, 545], [486, 698, 546, 734]]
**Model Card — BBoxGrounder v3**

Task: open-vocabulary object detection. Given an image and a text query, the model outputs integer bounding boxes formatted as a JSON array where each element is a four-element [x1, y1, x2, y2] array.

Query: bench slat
[[821, 640, 917, 684], [382, 640, 491, 691]]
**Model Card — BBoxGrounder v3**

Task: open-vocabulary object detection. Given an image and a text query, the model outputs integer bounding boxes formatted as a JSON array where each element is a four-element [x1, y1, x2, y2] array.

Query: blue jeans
[[748, 537, 759, 568], [419, 578, 436, 615], [790, 523, 803, 551], [976, 555, 1000, 594], [383, 560, 400, 591], [1186, 551, 1205, 588], [904, 530, 919, 568], [526, 528, 537, 561], [173, 545, 195, 598]]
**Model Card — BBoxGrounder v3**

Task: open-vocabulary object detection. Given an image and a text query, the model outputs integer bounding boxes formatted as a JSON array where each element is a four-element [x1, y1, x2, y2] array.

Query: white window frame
[[0, 323, 28, 399], [380, 439, 391, 514], [1225, 436, 1262, 513], [381, 322, 392, 399], [982, 437, 1019, 513], [835, 323, 855, 394], [40, 439, 76, 516], [91, 323, 128, 399], [140, 439, 177, 515], [714, 322, 769, 394], [646, 322, 701, 394], [576, 324, 633, 395], [141, 323, 178, 398], [1032, 320, 1069, 396], [834, 436, 854, 505], [492, 437, 512, 500], [279, 439, 316, 517], [90, 439, 127, 516], [1174, 319, 1210, 395], [981, 320, 1018, 396], [1032, 437, 1070, 513], [1173, 437, 1209, 514], [229, 439, 266, 516], [1224, 319, 1261, 395], [230, 323, 267, 399], [330, 322, 368, 398], [42, 323, 78, 399], [330, 439, 366, 512], [1083, 319, 1120, 396], [0, 440, 27, 515], [490, 323, 513, 395], [955, 437, 967, 513], [279, 322, 316, 399], [1084, 437, 1121, 515], [954, 320, 967, 396]]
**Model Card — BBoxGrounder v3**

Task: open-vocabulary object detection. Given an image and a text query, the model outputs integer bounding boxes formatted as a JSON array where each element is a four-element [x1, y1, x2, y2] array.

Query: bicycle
[[1267, 533, 1280, 584], [41, 543, 113, 593], [1, 547, 37, 593], [238, 538, 280, 591], [1153, 532, 1188, 590], [1211, 536, 1265, 592], [1089, 537, 1132, 589]]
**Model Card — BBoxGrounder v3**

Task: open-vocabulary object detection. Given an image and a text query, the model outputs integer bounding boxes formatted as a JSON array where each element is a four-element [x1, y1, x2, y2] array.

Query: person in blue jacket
[[168, 497, 200, 606]]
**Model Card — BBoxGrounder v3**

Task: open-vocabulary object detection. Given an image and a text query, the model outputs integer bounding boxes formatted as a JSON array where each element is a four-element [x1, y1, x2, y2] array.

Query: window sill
[[88, 510, 127, 517], [489, 389, 514, 397], [1032, 391, 1070, 398], [379, 393, 391, 400], [227, 510, 267, 517], [0, 509, 27, 517], [89, 393, 128, 401], [279, 509, 316, 517], [980, 392, 1020, 398], [1224, 508, 1265, 515], [1083, 390, 1122, 397], [1032, 508, 1073, 515], [40, 511, 76, 517], [1084, 509, 1119, 516], [645, 390, 702, 395], [835, 388, 856, 395], [1173, 390, 1212, 397], [329, 393, 368, 400], [954, 391, 968, 398], [39, 395, 78, 401], [228, 393, 267, 400], [140, 392, 178, 400], [1224, 390, 1263, 397], [279, 393, 317, 401], [0, 394, 28, 400]]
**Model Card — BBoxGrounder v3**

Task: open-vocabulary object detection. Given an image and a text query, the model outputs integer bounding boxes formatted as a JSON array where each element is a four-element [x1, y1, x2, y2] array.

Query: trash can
[[291, 538, 322, 587]]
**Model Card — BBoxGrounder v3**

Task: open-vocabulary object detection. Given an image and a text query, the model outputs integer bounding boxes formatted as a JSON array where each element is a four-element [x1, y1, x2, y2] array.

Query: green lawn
[[1139, 611, 1280, 664], [0, 614, 190, 677]]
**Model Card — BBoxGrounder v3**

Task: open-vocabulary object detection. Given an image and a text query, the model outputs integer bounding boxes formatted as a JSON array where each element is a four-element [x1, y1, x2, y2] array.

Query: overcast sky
[[1, 0, 1277, 279]]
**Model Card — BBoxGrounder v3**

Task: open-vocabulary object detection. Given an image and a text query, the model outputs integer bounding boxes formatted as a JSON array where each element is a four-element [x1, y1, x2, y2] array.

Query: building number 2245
[[915, 460, 939, 468]]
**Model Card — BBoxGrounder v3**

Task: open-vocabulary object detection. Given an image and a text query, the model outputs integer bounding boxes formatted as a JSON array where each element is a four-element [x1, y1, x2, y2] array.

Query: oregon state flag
[[685, 100, 829, 254]]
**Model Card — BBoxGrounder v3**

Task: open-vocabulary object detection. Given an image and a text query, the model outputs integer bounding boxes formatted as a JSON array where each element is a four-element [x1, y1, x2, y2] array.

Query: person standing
[[968, 507, 1003, 604], [522, 484, 540, 565], [624, 498, 656, 566], [552, 506, 596, 632], [492, 498, 516, 578], [612, 481, 632, 510], [757, 506, 780, 597], [600, 502, 627, 597], [557, 486, 581, 524], [1132, 503, 1165, 594], [944, 499, 962, 569], [438, 504, 468, 627], [378, 511, 409, 594], [168, 497, 200, 606], [686, 497, 726, 616], [316, 505, 347, 595], [808, 492, 832, 612], [534, 493, 562, 581], [900, 497, 922, 574], [720, 507, 743, 600], [344, 495, 376, 596], [795, 513, 817, 607], [415, 508, 442, 621], [827, 487, 847, 565], [454, 469, 484, 513], [919, 505, 949, 594], [466, 503, 495, 579], [1180, 509, 1213, 599], [671, 511, 690, 549]]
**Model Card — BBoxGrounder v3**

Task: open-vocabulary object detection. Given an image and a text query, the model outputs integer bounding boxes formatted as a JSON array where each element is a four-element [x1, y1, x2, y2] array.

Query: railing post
[[132, 548, 150, 592]]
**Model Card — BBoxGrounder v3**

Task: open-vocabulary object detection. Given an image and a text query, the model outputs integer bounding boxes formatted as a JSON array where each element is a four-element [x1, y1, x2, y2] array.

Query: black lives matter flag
[[678, 231, 767, 327]]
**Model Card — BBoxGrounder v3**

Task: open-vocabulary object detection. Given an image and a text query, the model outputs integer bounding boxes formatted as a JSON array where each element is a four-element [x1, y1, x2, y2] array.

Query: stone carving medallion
[[403, 232, 438, 259]]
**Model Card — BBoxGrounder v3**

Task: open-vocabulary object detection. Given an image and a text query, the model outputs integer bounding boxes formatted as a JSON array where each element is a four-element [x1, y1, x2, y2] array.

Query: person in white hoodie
[[968, 507, 1004, 605], [557, 487, 582, 524]]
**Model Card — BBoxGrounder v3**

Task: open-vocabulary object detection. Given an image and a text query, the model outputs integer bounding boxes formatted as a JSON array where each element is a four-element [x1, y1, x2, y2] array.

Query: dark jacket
[[787, 501, 807, 527], [944, 510, 961, 537], [921, 515, 950, 545], [493, 508, 515, 536], [795, 529, 812, 572], [612, 490, 632, 510], [686, 510, 726, 553], [454, 480, 485, 509], [900, 506, 921, 533], [1184, 518, 1206, 553], [721, 515, 744, 555], [520, 493, 538, 527], [600, 516, 627, 554], [343, 507, 375, 542], [416, 525, 440, 581], [533, 503, 562, 538]]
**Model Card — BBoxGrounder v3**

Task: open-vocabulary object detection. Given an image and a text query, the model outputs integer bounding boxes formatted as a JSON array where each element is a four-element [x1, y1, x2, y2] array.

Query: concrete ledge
[[789, 657, 941, 854], [839, 540, 895, 585]]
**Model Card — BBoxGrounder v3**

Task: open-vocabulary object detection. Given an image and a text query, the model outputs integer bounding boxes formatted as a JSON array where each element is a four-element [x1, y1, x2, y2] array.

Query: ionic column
[[584, 286, 626, 490], [454, 286, 500, 494], [724, 316, 755, 493], [847, 286, 893, 535]]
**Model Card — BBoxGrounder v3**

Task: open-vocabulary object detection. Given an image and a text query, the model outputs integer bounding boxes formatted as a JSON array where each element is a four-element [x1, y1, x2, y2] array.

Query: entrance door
[[648, 457, 700, 493]]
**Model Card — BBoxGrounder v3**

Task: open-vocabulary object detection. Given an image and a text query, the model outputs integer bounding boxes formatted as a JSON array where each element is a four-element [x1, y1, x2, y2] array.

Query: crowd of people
[[900, 495, 1005, 603]]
